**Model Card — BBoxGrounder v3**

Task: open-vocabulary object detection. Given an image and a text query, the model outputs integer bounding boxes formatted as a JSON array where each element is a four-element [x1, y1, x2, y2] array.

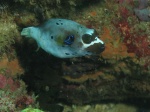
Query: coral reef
[[0, 54, 24, 77], [14, 11, 38, 27], [134, 0, 150, 21], [112, 0, 150, 68], [100, 27, 135, 61], [56, 0, 150, 104], [62, 103, 138, 112], [0, 74, 38, 111], [13, 0, 85, 21], [0, 0, 150, 111]]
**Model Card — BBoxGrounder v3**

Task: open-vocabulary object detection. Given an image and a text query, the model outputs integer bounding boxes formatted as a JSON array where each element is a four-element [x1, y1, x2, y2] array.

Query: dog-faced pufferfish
[[21, 19, 105, 58]]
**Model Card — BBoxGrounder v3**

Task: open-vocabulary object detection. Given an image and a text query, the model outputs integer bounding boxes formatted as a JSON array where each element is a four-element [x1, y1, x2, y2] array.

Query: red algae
[[0, 74, 7, 89], [113, 1, 150, 58]]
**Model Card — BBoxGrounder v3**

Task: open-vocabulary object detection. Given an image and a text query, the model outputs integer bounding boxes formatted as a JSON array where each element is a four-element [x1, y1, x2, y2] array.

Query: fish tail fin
[[21, 27, 32, 38]]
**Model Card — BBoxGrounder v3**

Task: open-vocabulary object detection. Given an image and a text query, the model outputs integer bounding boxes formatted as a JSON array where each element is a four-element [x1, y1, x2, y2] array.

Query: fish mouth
[[100, 43, 105, 52], [85, 42, 105, 54]]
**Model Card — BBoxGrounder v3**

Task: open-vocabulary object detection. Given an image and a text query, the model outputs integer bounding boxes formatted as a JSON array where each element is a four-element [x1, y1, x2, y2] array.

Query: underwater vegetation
[[0, 0, 8, 14], [0, 15, 19, 55]]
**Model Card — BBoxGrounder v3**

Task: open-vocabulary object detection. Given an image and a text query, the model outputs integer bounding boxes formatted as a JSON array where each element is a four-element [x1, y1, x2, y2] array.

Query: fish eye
[[82, 34, 93, 44], [64, 35, 74, 45], [82, 30, 98, 44]]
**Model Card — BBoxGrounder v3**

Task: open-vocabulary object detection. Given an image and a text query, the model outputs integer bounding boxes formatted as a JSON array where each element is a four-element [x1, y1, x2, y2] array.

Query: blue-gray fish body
[[21, 19, 105, 58]]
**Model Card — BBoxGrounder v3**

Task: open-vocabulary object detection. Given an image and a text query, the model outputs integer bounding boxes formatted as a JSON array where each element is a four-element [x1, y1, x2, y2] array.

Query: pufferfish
[[21, 19, 105, 58]]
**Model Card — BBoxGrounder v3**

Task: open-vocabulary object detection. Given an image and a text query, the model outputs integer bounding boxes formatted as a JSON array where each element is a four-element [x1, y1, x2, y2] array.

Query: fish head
[[52, 25, 105, 58], [80, 28, 105, 54]]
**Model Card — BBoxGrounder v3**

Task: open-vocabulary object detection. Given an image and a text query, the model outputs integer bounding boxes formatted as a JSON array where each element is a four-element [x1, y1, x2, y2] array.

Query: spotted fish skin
[[21, 19, 105, 58]]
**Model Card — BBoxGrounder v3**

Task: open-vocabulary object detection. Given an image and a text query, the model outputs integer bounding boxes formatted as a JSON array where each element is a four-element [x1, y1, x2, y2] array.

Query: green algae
[[21, 108, 44, 112], [0, 16, 19, 55]]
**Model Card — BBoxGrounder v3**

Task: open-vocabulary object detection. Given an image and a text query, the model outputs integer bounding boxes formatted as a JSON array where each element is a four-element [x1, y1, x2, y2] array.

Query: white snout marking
[[82, 37, 104, 49]]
